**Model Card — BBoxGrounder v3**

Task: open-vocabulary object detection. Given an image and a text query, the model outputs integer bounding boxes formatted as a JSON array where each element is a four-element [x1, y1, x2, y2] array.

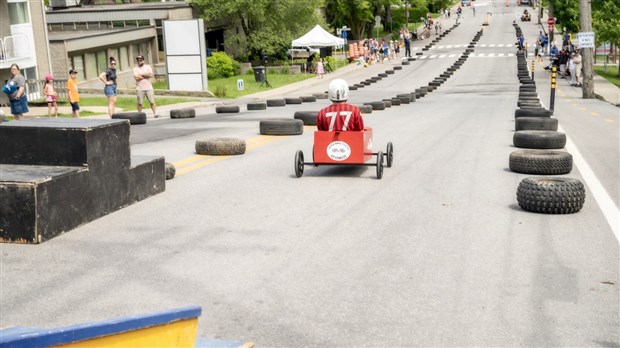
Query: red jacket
[[316, 103, 364, 131]]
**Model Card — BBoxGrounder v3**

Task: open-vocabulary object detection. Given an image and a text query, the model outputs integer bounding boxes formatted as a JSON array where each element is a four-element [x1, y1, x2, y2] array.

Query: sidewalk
[[17, 57, 405, 120]]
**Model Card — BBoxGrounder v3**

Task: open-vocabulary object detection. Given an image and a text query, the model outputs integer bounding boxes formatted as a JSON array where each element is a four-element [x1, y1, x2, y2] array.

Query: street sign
[[237, 79, 244, 91], [577, 32, 595, 48]]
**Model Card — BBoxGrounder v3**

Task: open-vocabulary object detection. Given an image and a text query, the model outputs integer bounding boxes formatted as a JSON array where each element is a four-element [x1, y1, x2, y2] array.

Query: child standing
[[44, 74, 58, 117], [316, 58, 325, 79], [67, 69, 80, 118]]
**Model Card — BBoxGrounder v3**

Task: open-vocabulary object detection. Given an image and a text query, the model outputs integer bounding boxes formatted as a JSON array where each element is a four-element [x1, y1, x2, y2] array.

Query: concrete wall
[[29, 0, 52, 78]]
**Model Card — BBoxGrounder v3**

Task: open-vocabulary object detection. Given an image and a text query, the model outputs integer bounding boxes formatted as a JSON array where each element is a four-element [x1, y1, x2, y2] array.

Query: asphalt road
[[1, 0, 618, 346]]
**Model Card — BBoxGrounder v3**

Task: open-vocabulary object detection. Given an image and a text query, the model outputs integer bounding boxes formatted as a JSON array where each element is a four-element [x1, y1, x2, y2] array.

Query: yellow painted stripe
[[605, 118, 614, 124], [174, 134, 295, 176], [56, 318, 198, 347], [580, 107, 587, 111], [592, 112, 599, 116]]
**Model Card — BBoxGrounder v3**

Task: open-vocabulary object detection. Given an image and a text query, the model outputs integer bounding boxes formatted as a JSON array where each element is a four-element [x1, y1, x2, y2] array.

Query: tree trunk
[[579, 0, 595, 99]]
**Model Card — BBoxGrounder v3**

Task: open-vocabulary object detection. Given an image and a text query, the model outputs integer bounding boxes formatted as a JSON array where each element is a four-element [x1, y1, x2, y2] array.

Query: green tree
[[548, 0, 580, 32], [324, 0, 374, 40], [191, 0, 322, 60], [593, 0, 620, 76]]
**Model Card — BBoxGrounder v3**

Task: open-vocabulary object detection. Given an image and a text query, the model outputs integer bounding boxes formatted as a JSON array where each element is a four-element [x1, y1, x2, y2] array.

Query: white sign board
[[163, 19, 208, 91], [237, 79, 244, 91], [577, 32, 595, 48]]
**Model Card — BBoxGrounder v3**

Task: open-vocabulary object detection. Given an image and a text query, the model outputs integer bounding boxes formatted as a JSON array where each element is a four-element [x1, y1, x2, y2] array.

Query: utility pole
[[580, 0, 595, 98]]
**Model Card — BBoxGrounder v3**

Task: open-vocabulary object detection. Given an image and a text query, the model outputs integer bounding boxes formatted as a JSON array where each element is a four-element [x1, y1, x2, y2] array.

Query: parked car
[[461, 0, 471, 6], [287, 46, 320, 59]]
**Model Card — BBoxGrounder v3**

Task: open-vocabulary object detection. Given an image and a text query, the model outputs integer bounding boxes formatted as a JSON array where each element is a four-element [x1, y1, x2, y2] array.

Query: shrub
[[214, 85, 227, 98], [246, 69, 254, 75], [280, 66, 290, 74], [207, 52, 238, 80]]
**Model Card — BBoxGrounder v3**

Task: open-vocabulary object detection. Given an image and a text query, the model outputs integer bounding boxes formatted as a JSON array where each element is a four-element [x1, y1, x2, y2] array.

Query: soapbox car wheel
[[386, 142, 394, 168], [376, 151, 384, 179], [295, 150, 305, 178]]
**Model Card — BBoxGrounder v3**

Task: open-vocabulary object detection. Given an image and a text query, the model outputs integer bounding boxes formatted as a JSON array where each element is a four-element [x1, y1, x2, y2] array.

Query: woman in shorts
[[7, 64, 28, 120], [99, 57, 117, 117]]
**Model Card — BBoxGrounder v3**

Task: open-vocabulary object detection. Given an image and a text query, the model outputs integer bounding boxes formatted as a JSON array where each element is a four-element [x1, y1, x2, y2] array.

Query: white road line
[[488, 53, 495, 57], [429, 55, 437, 59], [471, 53, 478, 57], [446, 45, 453, 48], [558, 125, 620, 243], [449, 54, 456, 57], [498, 53, 505, 57], [418, 55, 427, 59], [480, 44, 487, 47], [439, 54, 446, 58], [489, 44, 496, 47]]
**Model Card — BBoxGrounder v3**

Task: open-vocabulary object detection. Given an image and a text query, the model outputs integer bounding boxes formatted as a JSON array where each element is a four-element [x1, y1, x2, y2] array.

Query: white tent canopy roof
[[292, 24, 344, 47]]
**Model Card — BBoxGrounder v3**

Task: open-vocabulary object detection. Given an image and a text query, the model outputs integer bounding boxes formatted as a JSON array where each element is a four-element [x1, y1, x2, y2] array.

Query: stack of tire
[[511, 24, 585, 214]]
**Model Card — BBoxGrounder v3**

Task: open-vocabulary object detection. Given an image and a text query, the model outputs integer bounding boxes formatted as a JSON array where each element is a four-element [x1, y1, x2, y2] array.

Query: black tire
[[215, 105, 240, 113], [294, 111, 318, 125], [394, 66, 403, 70], [509, 150, 573, 174], [349, 86, 358, 91], [386, 142, 393, 168], [356, 104, 373, 114], [266, 99, 286, 107], [386, 70, 395, 74], [165, 162, 176, 180], [517, 177, 585, 214], [402, 61, 410, 65], [382, 99, 392, 107], [313, 93, 328, 99], [376, 151, 384, 179], [260, 119, 304, 135], [515, 108, 552, 118], [513, 131, 566, 149], [300, 96, 317, 102], [285, 97, 302, 105], [247, 102, 267, 111], [379, 73, 388, 77], [515, 117, 558, 131], [295, 150, 304, 178], [390, 98, 401, 106], [112, 112, 146, 125], [170, 108, 196, 118], [365, 101, 386, 111], [196, 138, 246, 155]]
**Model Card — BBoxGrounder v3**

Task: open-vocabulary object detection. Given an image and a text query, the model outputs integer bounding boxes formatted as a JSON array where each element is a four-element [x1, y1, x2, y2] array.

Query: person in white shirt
[[133, 55, 159, 118]]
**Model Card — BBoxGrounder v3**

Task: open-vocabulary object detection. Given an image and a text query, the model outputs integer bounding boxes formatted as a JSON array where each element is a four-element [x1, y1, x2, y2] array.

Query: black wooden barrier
[[0, 119, 165, 243]]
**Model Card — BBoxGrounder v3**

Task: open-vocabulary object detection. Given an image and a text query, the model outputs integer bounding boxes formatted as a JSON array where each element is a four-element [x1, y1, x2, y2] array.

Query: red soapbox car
[[294, 128, 393, 179]]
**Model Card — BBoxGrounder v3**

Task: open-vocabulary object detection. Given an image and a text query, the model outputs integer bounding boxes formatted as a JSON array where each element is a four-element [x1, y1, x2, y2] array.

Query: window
[[8, 2, 30, 25], [71, 55, 85, 81], [85, 52, 97, 80], [97, 50, 107, 75]]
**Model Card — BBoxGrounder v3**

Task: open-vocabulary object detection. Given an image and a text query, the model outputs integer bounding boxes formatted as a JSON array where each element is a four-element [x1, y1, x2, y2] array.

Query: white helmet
[[328, 79, 349, 102]]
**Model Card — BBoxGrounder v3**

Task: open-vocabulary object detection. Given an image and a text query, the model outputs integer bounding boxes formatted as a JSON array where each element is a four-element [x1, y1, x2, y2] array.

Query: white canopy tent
[[291, 25, 345, 73], [292, 24, 344, 47]]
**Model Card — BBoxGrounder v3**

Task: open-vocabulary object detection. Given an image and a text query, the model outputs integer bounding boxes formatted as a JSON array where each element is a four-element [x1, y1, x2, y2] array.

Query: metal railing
[[26, 79, 69, 103], [0, 34, 31, 62]]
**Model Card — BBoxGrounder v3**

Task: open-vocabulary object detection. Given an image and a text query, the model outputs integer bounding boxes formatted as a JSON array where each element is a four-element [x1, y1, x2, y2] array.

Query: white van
[[287, 46, 320, 59]]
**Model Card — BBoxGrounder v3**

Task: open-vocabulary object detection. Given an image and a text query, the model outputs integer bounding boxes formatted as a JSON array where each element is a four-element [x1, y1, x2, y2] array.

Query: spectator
[[306, 53, 315, 73], [6, 64, 28, 120], [67, 69, 80, 118], [570, 51, 582, 87], [316, 79, 364, 132], [316, 58, 325, 79], [43, 74, 58, 118], [558, 48, 569, 78], [404, 32, 411, 57], [99, 57, 117, 118], [133, 54, 159, 118]]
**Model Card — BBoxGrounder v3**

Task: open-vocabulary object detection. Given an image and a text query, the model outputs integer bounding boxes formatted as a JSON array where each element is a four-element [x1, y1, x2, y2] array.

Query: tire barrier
[[382, 99, 392, 108], [247, 102, 267, 111], [165, 162, 176, 180], [517, 177, 585, 214], [284, 97, 302, 105], [215, 105, 240, 113], [266, 99, 286, 107], [509, 150, 573, 175], [300, 96, 317, 102], [112, 112, 146, 125], [313, 92, 328, 99], [515, 108, 552, 118], [364, 101, 386, 111], [356, 104, 373, 114], [259, 119, 304, 135], [390, 98, 402, 106], [294, 111, 318, 125], [170, 108, 196, 119], [515, 117, 558, 131], [513, 130, 566, 149], [196, 138, 246, 156]]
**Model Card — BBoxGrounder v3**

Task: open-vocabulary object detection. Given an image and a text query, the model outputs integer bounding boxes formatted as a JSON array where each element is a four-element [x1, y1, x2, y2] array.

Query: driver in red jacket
[[316, 79, 364, 131]]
